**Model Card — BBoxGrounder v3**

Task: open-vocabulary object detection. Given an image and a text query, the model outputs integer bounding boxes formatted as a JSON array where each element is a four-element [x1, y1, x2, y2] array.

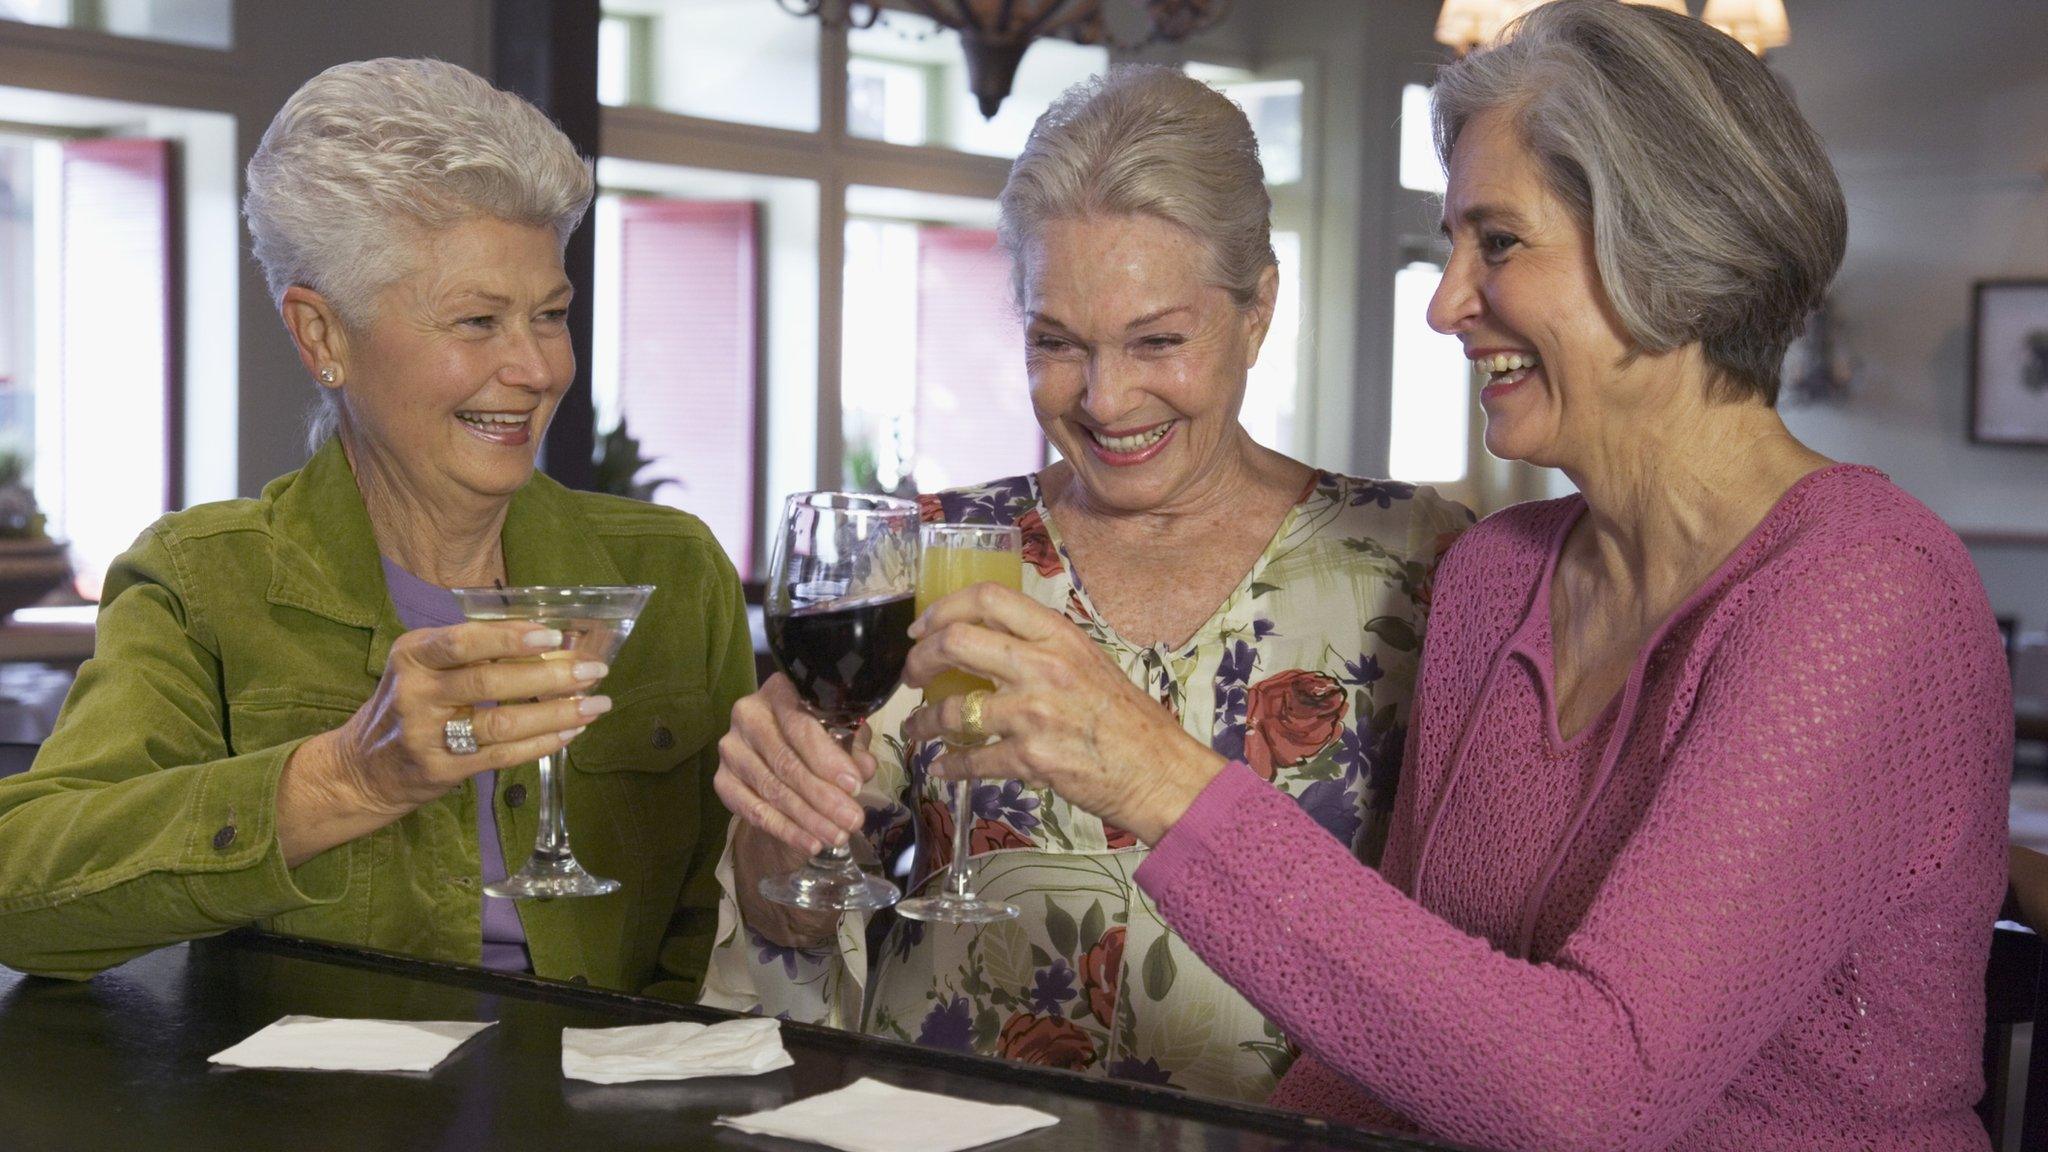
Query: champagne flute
[[448, 583, 654, 899], [895, 524, 1023, 925], [757, 491, 919, 912]]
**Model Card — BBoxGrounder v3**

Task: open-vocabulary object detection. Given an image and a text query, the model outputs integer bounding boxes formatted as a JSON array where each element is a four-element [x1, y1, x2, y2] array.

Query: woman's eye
[[537, 309, 569, 325], [1139, 335, 1183, 351], [1030, 335, 1072, 353], [460, 315, 497, 330], [1481, 232, 1520, 259]]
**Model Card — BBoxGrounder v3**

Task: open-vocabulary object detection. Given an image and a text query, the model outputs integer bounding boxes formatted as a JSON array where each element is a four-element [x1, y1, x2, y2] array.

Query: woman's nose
[[1427, 252, 1482, 336], [1080, 357, 1145, 427], [499, 324, 557, 389]]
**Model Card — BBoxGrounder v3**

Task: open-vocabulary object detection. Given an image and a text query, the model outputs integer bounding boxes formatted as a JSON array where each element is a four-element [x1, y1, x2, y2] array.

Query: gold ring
[[959, 689, 990, 746]]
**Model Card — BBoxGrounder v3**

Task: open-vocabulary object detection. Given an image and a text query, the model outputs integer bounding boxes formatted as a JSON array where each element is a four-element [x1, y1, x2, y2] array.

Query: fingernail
[[907, 614, 927, 639], [838, 774, 860, 794], [524, 628, 564, 648], [578, 695, 613, 717], [572, 661, 608, 681], [559, 726, 586, 742], [833, 830, 849, 847], [806, 838, 823, 855]]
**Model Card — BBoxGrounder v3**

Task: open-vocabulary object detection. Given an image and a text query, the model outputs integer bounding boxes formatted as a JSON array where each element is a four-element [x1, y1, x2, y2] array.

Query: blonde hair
[[1433, 0, 1846, 403], [243, 57, 594, 447], [998, 65, 1275, 310]]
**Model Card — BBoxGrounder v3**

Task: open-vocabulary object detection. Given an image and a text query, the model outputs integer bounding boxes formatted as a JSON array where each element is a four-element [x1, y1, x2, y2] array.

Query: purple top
[[380, 556, 531, 973]]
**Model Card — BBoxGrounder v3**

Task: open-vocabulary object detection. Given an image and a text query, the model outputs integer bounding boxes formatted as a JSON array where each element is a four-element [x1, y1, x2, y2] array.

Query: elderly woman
[[705, 66, 1471, 1100], [0, 59, 748, 999], [901, 5, 2012, 1149]]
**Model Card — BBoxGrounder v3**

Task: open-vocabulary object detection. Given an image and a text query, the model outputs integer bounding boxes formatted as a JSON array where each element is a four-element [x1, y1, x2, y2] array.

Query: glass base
[[758, 865, 899, 912], [894, 891, 1021, 924], [484, 855, 621, 900]]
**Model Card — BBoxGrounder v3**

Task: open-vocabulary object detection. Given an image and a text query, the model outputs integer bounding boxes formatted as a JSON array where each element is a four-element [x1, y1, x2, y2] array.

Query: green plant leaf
[[1248, 581, 1281, 598], [1142, 934, 1177, 1000], [1080, 901, 1105, 952], [1029, 943, 1051, 969], [973, 1007, 1002, 1049], [1364, 615, 1418, 651], [1046, 902, 1078, 958]]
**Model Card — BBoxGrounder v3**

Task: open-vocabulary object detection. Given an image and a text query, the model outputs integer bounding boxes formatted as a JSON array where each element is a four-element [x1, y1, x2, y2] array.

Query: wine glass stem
[[949, 771, 977, 898], [534, 748, 570, 864], [810, 723, 863, 874]]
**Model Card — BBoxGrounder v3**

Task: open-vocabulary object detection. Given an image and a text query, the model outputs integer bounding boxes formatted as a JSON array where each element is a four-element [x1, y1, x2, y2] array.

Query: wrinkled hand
[[713, 673, 878, 857], [901, 584, 1224, 844], [330, 621, 610, 818]]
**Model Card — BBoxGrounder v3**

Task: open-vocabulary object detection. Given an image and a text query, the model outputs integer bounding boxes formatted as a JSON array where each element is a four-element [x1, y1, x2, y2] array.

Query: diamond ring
[[443, 715, 479, 756]]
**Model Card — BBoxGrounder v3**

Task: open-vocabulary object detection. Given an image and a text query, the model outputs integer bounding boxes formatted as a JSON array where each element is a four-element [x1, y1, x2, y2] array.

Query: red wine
[[767, 592, 917, 728]]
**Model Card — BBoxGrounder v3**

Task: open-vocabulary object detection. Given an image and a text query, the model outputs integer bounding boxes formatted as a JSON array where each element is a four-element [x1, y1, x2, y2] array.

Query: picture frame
[[1969, 279, 2048, 446]]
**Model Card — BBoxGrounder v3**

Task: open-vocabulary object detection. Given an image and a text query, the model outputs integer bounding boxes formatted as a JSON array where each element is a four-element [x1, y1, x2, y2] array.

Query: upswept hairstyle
[[1433, 0, 1847, 404], [998, 64, 1276, 311]]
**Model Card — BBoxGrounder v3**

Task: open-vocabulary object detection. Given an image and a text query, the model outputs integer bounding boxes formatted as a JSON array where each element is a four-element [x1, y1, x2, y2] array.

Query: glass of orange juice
[[895, 523, 1023, 924]]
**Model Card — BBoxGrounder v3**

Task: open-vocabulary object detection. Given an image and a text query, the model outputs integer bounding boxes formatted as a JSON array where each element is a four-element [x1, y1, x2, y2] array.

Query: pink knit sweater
[[1135, 466, 2012, 1152]]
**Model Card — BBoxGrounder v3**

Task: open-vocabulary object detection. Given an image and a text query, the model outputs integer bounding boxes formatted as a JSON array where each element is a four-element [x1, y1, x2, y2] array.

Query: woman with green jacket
[[0, 58, 750, 1000]]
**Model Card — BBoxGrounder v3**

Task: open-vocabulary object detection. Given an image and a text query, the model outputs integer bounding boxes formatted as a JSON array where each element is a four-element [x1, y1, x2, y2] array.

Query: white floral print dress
[[702, 471, 1471, 1103]]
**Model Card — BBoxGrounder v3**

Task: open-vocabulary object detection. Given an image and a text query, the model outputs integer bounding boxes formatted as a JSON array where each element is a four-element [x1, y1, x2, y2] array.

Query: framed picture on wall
[[1970, 279, 2048, 446]]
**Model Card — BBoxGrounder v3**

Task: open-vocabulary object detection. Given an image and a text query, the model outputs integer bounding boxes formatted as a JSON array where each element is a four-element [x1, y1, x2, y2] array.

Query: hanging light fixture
[[1701, 0, 1790, 54], [1433, 0, 1786, 57], [779, 1, 1233, 119]]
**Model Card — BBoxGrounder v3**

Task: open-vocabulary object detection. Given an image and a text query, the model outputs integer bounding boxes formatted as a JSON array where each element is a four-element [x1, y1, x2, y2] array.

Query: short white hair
[[998, 65, 1275, 311], [243, 58, 594, 447]]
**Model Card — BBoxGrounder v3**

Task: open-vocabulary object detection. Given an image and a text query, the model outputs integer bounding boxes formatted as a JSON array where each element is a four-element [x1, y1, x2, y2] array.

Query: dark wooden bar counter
[[0, 932, 1480, 1152]]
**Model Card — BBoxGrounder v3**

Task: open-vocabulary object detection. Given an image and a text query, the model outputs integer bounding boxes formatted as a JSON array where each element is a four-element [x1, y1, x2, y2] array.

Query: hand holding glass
[[449, 583, 654, 899], [757, 492, 920, 912], [894, 524, 1023, 925]]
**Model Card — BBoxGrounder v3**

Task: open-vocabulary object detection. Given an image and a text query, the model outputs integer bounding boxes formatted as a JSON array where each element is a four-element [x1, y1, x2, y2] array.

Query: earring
[[318, 367, 337, 384]]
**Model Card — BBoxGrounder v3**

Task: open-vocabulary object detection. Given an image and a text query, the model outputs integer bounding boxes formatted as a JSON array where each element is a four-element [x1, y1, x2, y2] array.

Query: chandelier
[[1434, 0, 1789, 57], [777, 1, 1234, 118]]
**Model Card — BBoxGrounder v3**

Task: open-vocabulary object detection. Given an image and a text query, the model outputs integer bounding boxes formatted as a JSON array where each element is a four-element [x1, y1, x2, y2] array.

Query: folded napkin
[[561, 1016, 793, 1084], [208, 1015, 495, 1073], [717, 1077, 1058, 1152]]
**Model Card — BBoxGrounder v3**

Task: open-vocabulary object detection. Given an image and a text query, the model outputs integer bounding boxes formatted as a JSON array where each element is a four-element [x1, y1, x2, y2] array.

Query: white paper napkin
[[561, 1016, 794, 1084], [717, 1077, 1059, 1152], [207, 1014, 495, 1072]]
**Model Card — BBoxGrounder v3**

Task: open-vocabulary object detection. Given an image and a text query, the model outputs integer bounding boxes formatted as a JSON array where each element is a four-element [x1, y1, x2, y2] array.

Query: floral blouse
[[702, 471, 1472, 1103]]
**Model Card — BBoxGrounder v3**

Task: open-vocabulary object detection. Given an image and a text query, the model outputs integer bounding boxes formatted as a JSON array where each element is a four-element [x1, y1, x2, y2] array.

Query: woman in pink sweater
[[901, 3, 2013, 1149]]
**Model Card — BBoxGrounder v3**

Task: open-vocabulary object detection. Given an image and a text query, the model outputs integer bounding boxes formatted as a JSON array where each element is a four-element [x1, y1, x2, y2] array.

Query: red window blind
[[57, 137, 176, 600], [614, 198, 758, 574], [912, 226, 1041, 491]]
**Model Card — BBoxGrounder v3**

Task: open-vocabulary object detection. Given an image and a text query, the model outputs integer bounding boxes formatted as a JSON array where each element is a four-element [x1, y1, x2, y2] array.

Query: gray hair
[[1433, 0, 1846, 404], [243, 57, 594, 449], [998, 65, 1275, 311]]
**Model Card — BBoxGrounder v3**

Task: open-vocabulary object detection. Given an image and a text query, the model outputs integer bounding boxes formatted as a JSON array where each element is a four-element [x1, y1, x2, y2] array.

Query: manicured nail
[[805, 838, 823, 855], [559, 726, 586, 742], [838, 774, 860, 795], [578, 695, 613, 717], [833, 829, 849, 848], [572, 661, 608, 681], [907, 613, 927, 639], [523, 628, 564, 648]]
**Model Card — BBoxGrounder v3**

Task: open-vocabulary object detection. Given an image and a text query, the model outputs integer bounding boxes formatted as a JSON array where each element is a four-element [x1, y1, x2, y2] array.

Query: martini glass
[[450, 583, 654, 899]]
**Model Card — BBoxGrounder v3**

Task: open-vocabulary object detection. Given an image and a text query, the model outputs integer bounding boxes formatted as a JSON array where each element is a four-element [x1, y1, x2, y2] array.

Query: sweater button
[[211, 825, 237, 851], [504, 784, 527, 808]]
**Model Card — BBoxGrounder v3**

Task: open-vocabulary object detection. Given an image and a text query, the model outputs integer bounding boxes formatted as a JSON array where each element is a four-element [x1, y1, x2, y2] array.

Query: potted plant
[[0, 451, 70, 618]]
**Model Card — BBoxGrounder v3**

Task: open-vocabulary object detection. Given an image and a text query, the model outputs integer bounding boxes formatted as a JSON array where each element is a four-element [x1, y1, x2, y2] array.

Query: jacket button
[[570, 974, 589, 986], [212, 825, 237, 851], [504, 784, 527, 808], [652, 725, 674, 750]]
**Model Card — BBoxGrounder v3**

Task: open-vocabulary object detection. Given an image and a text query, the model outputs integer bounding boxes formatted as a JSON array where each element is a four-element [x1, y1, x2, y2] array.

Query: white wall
[[1766, 0, 2048, 630]]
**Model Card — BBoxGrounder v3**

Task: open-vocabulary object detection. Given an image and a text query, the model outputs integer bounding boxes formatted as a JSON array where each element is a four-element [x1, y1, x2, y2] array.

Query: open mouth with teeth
[[1083, 420, 1178, 466], [456, 410, 534, 445], [1478, 352, 1542, 393]]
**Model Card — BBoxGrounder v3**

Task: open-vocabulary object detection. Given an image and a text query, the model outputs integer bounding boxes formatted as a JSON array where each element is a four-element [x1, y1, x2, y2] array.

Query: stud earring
[[318, 367, 337, 384]]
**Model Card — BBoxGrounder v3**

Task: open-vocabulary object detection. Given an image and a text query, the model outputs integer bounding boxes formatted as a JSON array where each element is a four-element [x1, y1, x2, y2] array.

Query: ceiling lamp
[[1701, 0, 1790, 54], [779, 1, 1234, 119], [1434, 0, 1787, 57]]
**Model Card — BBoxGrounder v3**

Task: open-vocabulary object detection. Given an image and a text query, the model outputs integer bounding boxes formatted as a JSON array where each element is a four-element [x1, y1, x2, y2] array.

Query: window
[[1185, 63, 1305, 186], [1387, 261, 1470, 484], [847, 11, 1108, 158], [600, 0, 820, 131], [0, 0, 232, 48], [1399, 83, 1446, 194]]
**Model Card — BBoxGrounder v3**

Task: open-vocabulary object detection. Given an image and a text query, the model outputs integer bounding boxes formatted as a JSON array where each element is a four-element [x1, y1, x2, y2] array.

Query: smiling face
[[1428, 110, 1659, 469], [1021, 214, 1272, 515], [335, 216, 574, 507]]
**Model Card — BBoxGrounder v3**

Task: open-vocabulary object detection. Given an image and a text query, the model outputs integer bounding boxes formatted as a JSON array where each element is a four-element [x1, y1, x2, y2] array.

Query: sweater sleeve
[[1135, 536, 2010, 1152], [0, 527, 344, 978]]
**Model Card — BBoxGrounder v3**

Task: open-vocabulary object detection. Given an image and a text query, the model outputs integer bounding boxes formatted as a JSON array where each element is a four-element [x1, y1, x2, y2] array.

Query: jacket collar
[[264, 437, 622, 675]]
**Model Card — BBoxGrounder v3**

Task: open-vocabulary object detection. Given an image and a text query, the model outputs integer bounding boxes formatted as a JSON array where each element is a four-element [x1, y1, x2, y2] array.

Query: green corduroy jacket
[[0, 438, 750, 999]]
